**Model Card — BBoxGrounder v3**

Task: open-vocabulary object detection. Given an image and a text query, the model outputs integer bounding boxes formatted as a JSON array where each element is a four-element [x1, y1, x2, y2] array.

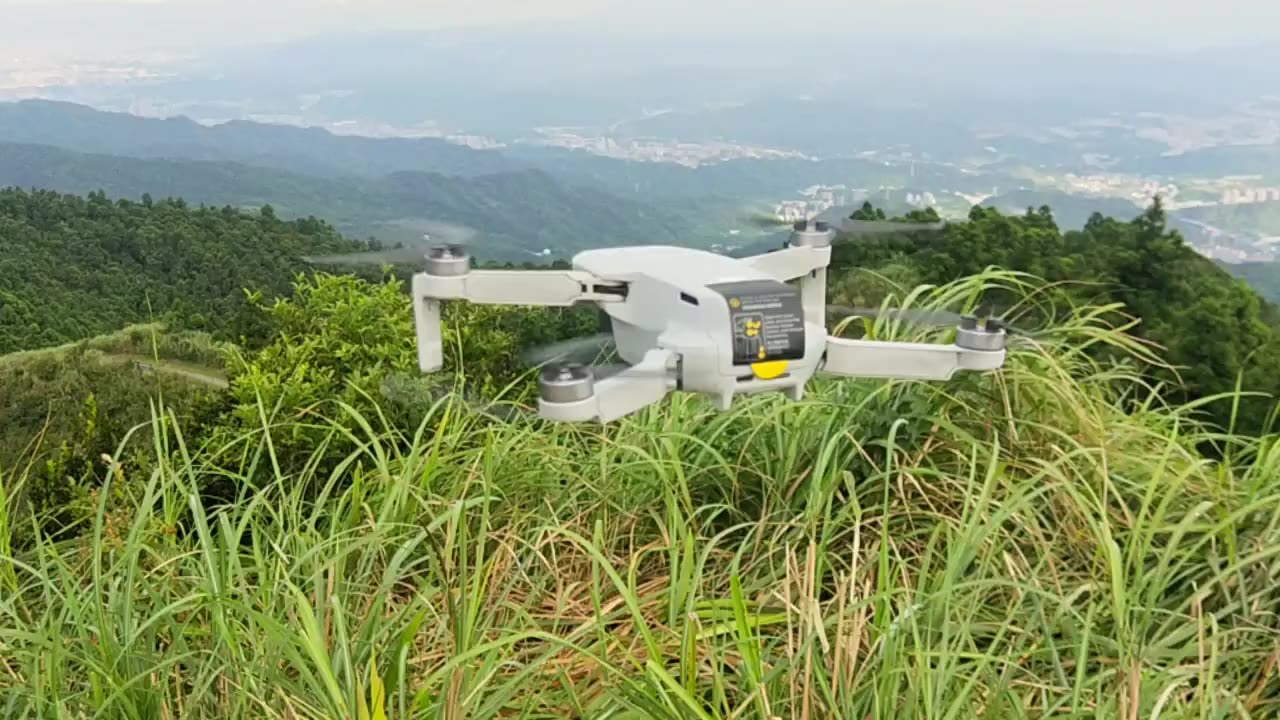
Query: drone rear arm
[[821, 336, 1005, 381]]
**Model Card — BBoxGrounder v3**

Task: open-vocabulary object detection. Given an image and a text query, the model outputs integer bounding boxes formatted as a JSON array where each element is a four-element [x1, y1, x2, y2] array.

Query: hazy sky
[[4, 0, 1279, 59]]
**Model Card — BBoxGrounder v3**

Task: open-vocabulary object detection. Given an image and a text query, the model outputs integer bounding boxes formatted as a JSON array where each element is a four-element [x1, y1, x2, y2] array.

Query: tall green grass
[[2, 274, 1279, 718]]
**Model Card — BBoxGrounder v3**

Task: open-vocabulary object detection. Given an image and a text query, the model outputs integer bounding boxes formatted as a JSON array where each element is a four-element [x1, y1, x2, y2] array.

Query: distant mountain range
[[0, 100, 519, 178], [0, 100, 1007, 257], [0, 142, 704, 258], [2, 99, 1279, 285], [0, 100, 1010, 200]]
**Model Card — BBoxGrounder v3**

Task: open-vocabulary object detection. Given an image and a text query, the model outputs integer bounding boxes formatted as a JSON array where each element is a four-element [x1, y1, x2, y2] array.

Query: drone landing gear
[[537, 349, 677, 423]]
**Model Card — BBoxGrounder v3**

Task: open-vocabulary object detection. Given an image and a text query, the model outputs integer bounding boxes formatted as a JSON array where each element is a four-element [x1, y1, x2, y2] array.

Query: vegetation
[[2, 268, 1279, 717], [832, 200, 1280, 435], [0, 187, 362, 353], [0, 323, 228, 540], [3, 185, 1280, 716]]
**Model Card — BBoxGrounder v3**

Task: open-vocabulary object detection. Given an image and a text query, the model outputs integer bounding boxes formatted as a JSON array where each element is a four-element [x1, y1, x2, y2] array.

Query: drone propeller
[[838, 218, 948, 235], [302, 220, 480, 266], [743, 211, 949, 238], [828, 305, 1037, 337], [518, 330, 675, 384], [520, 332, 618, 368], [378, 371, 526, 422]]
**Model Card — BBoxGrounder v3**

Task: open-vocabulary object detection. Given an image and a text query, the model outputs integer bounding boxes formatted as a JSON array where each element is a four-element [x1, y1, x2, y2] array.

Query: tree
[[850, 201, 887, 221]]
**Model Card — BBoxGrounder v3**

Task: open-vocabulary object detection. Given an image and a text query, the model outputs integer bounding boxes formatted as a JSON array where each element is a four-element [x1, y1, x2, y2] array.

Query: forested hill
[[0, 188, 361, 353]]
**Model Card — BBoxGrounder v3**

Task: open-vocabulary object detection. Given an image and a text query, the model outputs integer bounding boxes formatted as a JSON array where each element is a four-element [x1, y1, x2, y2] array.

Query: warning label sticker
[[708, 280, 806, 366]]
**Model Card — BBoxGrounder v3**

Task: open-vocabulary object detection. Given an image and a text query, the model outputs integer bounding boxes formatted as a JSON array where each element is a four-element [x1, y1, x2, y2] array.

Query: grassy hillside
[[1, 271, 1277, 717], [0, 144, 702, 258]]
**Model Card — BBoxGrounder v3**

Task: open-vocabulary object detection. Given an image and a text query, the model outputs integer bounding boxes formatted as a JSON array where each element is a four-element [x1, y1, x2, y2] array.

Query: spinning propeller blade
[[742, 210, 950, 239], [521, 331, 672, 381], [520, 333, 617, 368], [378, 371, 526, 422], [302, 220, 480, 266], [838, 219, 947, 235], [828, 305, 1035, 336]]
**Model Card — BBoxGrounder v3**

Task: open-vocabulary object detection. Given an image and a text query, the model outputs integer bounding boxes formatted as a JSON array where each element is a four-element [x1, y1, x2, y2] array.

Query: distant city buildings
[[772, 185, 941, 222], [530, 129, 810, 167], [1059, 173, 1179, 204], [1220, 187, 1280, 204], [0, 57, 172, 98]]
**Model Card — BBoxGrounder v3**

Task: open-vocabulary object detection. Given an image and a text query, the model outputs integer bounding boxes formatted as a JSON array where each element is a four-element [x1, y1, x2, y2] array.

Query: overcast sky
[[4, 0, 1279, 60]]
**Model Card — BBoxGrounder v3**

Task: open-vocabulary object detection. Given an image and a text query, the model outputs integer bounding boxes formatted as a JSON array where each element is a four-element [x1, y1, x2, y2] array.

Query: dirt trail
[[114, 354, 230, 389]]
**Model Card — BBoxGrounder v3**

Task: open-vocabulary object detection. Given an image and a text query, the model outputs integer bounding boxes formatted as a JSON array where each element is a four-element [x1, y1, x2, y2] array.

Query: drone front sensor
[[409, 219, 1008, 423]]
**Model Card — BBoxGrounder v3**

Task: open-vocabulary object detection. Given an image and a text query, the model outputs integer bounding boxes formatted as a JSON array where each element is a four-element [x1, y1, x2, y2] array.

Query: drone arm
[[538, 350, 676, 423], [821, 336, 1005, 381], [418, 269, 625, 306], [743, 246, 831, 282]]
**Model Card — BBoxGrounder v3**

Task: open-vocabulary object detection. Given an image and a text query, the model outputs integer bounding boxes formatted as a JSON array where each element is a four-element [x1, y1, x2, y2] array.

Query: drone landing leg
[[413, 274, 445, 372], [802, 267, 826, 327]]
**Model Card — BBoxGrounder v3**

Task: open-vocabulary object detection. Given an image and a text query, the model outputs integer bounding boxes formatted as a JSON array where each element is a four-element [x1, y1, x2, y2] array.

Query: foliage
[[832, 200, 1280, 434], [0, 187, 361, 353], [204, 272, 598, 473], [2, 271, 1279, 718], [0, 326, 225, 540]]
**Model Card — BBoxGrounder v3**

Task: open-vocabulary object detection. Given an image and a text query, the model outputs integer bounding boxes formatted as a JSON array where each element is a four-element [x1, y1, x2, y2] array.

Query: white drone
[[397, 218, 1008, 423]]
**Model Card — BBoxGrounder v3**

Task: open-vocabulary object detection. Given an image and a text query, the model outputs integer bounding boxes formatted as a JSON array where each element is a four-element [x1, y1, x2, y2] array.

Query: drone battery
[[708, 280, 806, 367]]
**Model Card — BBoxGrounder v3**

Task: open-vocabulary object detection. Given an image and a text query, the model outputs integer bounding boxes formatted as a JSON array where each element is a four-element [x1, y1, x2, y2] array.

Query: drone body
[[411, 221, 1007, 423]]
